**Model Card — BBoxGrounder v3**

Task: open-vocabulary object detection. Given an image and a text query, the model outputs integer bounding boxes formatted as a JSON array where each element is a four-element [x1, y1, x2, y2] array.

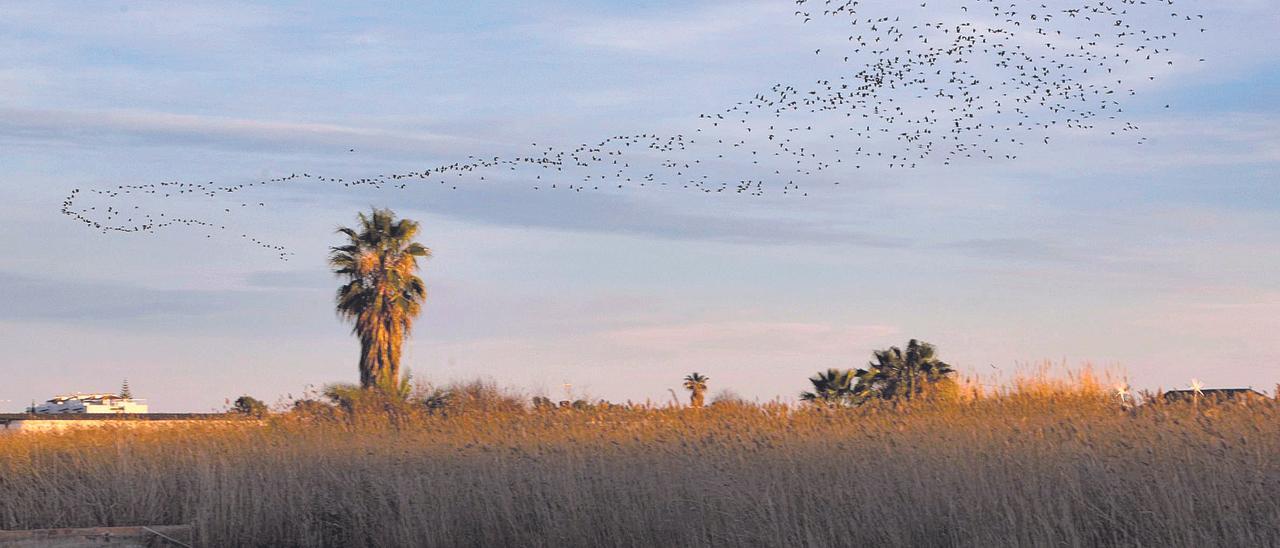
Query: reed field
[[2, 379, 1278, 547]]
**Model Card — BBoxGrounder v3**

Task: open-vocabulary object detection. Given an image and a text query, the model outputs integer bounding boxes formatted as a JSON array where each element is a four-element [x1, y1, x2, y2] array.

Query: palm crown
[[683, 373, 709, 391], [800, 368, 863, 405], [683, 373, 709, 408], [859, 339, 953, 400], [802, 340, 955, 405]]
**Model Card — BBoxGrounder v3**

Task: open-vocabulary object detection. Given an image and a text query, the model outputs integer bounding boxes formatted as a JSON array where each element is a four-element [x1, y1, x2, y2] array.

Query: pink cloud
[[600, 321, 899, 357]]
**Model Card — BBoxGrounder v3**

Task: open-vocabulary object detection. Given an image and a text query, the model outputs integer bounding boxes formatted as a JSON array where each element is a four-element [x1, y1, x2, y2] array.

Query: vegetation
[[861, 339, 955, 400], [800, 367, 860, 405], [710, 388, 746, 406], [683, 372, 709, 408], [2, 376, 1278, 547], [330, 208, 430, 391], [231, 396, 268, 417], [802, 339, 957, 405]]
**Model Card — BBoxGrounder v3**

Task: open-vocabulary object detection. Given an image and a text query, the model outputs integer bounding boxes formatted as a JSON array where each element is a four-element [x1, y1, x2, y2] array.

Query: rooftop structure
[[33, 393, 148, 414]]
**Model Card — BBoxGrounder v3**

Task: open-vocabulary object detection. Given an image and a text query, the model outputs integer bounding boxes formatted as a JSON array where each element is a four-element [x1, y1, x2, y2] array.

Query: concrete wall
[[0, 416, 256, 435]]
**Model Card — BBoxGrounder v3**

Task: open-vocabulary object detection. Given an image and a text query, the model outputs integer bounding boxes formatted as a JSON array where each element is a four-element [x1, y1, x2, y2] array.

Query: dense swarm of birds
[[62, 0, 1204, 260]]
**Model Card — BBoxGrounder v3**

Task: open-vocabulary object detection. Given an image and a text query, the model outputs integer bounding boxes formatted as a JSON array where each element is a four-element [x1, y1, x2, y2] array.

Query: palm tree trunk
[[359, 324, 394, 390], [359, 337, 375, 388], [386, 325, 403, 391], [691, 390, 705, 408], [356, 318, 404, 392]]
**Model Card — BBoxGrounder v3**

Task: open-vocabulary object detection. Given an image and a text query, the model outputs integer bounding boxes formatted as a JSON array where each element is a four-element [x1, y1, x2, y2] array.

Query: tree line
[[226, 208, 963, 415]]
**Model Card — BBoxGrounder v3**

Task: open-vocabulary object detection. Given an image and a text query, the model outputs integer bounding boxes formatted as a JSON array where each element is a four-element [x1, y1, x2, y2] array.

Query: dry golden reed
[[2, 381, 1278, 547]]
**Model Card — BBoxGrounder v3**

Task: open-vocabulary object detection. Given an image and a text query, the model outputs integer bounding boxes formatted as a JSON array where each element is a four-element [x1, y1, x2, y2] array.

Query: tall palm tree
[[861, 339, 954, 400], [330, 208, 430, 390], [683, 373, 709, 408]]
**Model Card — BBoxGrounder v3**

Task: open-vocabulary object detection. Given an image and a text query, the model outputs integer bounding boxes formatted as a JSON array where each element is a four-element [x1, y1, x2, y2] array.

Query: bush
[[231, 396, 269, 417]]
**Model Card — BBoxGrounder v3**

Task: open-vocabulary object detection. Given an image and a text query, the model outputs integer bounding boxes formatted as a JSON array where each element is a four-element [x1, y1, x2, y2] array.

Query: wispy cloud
[[0, 271, 334, 336], [424, 319, 901, 400], [939, 238, 1079, 263], [0, 271, 232, 322], [0, 107, 487, 156], [393, 184, 908, 247], [600, 321, 898, 358], [547, 1, 782, 56], [242, 270, 332, 291]]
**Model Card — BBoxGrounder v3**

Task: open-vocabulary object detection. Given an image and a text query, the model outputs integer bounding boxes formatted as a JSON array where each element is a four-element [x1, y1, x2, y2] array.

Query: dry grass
[[2, 382, 1278, 547]]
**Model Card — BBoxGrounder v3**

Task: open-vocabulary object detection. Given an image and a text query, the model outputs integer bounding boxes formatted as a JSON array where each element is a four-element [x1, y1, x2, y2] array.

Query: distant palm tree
[[800, 368, 863, 406], [860, 339, 954, 400], [330, 208, 431, 391], [684, 373, 709, 408]]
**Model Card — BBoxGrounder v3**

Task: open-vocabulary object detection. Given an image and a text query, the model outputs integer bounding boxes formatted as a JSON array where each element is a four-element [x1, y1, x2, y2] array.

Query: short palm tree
[[861, 339, 954, 400], [683, 373, 709, 408], [801, 368, 863, 406], [330, 208, 430, 391]]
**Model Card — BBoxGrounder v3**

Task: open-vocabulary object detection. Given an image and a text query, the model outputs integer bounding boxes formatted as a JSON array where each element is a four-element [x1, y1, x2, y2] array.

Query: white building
[[34, 393, 148, 414]]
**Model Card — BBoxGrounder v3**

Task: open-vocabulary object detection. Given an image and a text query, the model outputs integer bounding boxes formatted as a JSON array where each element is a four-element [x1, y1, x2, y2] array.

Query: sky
[[1, 1, 1278, 412]]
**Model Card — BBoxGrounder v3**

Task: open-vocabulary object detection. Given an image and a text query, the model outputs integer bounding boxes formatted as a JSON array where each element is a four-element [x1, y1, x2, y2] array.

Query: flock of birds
[[62, 0, 1205, 260]]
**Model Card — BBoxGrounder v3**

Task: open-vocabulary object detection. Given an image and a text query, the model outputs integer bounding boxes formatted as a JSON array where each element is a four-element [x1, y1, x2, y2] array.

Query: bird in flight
[[62, 0, 1205, 259]]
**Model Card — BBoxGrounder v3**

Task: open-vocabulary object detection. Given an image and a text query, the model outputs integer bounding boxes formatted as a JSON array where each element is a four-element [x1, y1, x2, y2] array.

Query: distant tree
[[683, 373, 709, 408], [233, 396, 268, 417], [800, 368, 864, 406], [289, 398, 334, 419], [803, 340, 957, 406], [120, 379, 132, 399], [330, 208, 431, 391], [710, 388, 747, 406], [859, 339, 955, 401]]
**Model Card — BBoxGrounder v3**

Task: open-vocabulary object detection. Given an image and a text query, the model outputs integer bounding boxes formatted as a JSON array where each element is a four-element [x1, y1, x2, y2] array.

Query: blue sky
[[1, 1, 1278, 411]]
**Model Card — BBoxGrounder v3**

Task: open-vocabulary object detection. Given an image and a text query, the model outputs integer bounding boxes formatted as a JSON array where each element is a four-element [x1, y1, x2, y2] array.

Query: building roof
[[1162, 388, 1266, 401], [47, 393, 131, 402]]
